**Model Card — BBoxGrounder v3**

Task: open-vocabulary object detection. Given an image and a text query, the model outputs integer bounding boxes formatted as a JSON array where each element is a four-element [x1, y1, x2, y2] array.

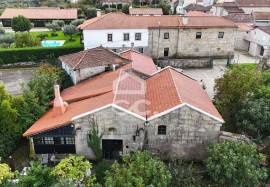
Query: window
[[164, 48, 169, 57], [196, 32, 202, 39], [44, 137, 54, 145], [123, 33, 130, 41], [164, 32, 169, 39], [138, 48, 144, 53], [107, 34, 113, 42], [65, 137, 75, 145], [135, 33, 141, 40], [33, 137, 44, 145], [218, 32, 224, 39], [158, 125, 166, 135], [112, 49, 117, 52]]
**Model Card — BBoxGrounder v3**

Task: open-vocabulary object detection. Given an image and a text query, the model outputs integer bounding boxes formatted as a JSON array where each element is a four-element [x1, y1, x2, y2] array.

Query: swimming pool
[[41, 40, 65, 47]]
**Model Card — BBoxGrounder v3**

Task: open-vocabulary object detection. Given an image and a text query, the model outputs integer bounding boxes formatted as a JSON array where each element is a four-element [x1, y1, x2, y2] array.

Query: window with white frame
[[123, 33, 130, 41]]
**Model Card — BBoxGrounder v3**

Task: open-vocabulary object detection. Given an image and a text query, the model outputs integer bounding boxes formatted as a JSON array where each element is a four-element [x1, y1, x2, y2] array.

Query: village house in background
[[129, 8, 163, 16], [24, 49, 224, 160], [78, 12, 237, 68], [59, 46, 129, 84], [0, 7, 77, 27]]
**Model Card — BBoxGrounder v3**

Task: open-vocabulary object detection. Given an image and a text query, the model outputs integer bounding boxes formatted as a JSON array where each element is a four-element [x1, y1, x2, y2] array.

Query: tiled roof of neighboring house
[[258, 26, 270, 35], [0, 7, 77, 20], [236, 0, 270, 7], [223, 6, 244, 14], [78, 12, 236, 30], [253, 12, 270, 20], [224, 13, 254, 23], [59, 46, 128, 70], [23, 65, 223, 137], [184, 4, 211, 12], [101, 0, 132, 4], [235, 22, 253, 31], [120, 49, 157, 76], [129, 8, 163, 15], [187, 11, 213, 16]]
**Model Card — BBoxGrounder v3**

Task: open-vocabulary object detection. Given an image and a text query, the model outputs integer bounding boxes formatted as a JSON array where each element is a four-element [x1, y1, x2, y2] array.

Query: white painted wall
[[83, 29, 149, 49], [235, 30, 250, 51], [246, 28, 270, 57], [62, 62, 77, 85], [212, 6, 228, 16], [241, 7, 270, 14]]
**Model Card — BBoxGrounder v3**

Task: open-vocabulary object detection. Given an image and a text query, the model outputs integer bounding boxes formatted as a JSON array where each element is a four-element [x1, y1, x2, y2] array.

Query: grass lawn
[[31, 31, 82, 47], [229, 63, 257, 69]]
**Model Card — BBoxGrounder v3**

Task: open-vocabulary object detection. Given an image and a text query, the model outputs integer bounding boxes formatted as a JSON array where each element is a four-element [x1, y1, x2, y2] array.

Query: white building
[[245, 26, 270, 57]]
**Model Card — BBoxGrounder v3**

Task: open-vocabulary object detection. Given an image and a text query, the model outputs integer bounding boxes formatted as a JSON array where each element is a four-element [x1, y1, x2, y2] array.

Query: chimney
[[182, 15, 188, 25], [52, 85, 68, 116], [96, 9, 102, 17], [112, 64, 116, 71]]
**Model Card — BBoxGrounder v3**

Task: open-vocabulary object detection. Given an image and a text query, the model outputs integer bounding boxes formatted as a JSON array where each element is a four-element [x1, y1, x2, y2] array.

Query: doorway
[[102, 139, 123, 160]]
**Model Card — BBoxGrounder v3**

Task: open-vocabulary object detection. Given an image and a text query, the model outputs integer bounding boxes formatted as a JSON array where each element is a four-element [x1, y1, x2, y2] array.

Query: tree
[[122, 4, 129, 14], [17, 162, 56, 187], [71, 19, 85, 27], [0, 162, 14, 185], [0, 26, 5, 35], [105, 151, 172, 187], [236, 97, 270, 140], [85, 8, 97, 19], [63, 25, 78, 41], [214, 66, 261, 132], [0, 34, 15, 48], [88, 118, 102, 162], [52, 155, 97, 186], [45, 23, 61, 36], [159, 0, 171, 15], [168, 160, 201, 187], [206, 141, 267, 187], [11, 16, 32, 32], [52, 20, 65, 27]]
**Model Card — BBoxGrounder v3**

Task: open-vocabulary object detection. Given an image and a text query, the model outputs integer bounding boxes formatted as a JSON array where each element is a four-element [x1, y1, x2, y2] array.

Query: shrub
[[0, 26, 5, 35], [11, 16, 32, 32], [105, 151, 172, 187], [52, 20, 65, 27], [0, 34, 15, 48], [105, 8, 117, 13], [15, 32, 40, 48], [88, 118, 102, 161], [0, 45, 83, 64], [37, 33, 49, 41], [206, 141, 268, 187], [95, 160, 111, 185], [45, 23, 61, 36], [63, 25, 78, 41], [85, 8, 97, 19], [0, 162, 14, 184], [71, 19, 85, 27], [122, 4, 130, 14]]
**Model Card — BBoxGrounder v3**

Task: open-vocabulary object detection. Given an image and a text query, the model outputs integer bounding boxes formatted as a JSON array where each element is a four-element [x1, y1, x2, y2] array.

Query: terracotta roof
[[253, 12, 270, 20], [23, 66, 223, 137], [0, 7, 77, 20], [224, 13, 254, 23], [187, 11, 213, 16], [235, 22, 253, 31], [258, 26, 270, 35], [78, 12, 181, 29], [214, 2, 238, 7], [78, 12, 236, 30], [236, 0, 270, 7], [184, 4, 211, 12], [129, 8, 163, 15], [59, 46, 128, 70], [120, 49, 157, 76]]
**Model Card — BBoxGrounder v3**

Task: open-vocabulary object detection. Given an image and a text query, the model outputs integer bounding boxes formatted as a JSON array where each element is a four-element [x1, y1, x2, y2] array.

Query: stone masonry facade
[[73, 105, 221, 160]]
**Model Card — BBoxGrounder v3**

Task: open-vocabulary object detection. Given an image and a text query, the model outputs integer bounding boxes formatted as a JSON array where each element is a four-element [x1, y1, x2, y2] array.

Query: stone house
[[78, 12, 237, 68], [23, 50, 223, 160], [245, 26, 270, 57], [59, 46, 129, 84], [0, 7, 77, 27], [129, 8, 163, 16]]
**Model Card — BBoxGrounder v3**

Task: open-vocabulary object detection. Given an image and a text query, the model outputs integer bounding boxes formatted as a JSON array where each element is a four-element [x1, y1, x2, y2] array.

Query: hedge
[[0, 45, 84, 64]]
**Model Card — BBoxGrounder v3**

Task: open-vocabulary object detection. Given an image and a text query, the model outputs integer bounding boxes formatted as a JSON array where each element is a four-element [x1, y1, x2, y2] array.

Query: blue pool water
[[41, 40, 65, 47]]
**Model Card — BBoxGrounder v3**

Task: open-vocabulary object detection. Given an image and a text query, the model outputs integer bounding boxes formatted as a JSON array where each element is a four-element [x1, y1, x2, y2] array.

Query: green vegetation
[[11, 16, 32, 32], [206, 141, 267, 187], [104, 151, 172, 187], [88, 119, 102, 162], [0, 162, 14, 185]]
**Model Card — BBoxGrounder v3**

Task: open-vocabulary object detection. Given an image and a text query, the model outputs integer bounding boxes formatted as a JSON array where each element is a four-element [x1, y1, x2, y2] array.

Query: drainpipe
[[157, 21, 161, 59]]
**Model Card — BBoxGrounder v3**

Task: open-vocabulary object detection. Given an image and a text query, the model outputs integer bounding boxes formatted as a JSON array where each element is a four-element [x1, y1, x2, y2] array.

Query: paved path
[[0, 68, 35, 95], [4, 27, 49, 33]]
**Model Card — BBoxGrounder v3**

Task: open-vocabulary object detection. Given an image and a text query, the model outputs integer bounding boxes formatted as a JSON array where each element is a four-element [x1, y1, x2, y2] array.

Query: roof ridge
[[112, 69, 123, 104], [168, 68, 182, 103], [73, 51, 88, 70]]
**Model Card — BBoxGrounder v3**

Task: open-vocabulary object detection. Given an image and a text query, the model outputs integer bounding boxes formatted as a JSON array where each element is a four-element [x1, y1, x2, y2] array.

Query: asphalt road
[[0, 68, 35, 95]]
